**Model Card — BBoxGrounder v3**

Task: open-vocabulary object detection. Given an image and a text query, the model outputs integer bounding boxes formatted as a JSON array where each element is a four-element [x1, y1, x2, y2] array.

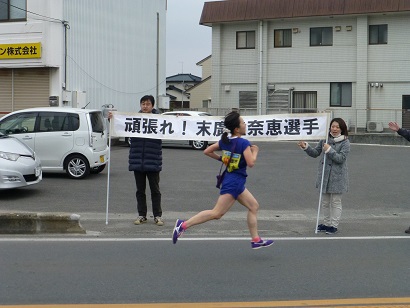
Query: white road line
[[0, 236, 408, 242]]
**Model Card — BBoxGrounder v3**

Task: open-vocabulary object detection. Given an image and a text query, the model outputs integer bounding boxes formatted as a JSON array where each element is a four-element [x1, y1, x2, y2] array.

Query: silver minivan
[[0, 107, 109, 179]]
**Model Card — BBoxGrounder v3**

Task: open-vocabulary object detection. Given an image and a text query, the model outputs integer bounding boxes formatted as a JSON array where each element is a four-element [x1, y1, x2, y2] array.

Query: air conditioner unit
[[366, 121, 383, 132]]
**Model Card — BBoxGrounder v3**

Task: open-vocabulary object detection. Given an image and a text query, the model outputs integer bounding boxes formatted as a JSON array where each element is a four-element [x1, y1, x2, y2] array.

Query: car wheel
[[191, 140, 208, 150], [65, 154, 90, 179], [90, 164, 106, 174]]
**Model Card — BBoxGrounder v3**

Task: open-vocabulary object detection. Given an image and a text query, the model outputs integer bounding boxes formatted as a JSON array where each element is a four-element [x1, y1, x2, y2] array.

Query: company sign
[[0, 42, 41, 59]]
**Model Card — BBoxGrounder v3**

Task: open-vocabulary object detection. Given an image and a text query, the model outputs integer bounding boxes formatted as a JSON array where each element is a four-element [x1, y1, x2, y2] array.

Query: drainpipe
[[258, 21, 263, 115], [62, 21, 70, 90]]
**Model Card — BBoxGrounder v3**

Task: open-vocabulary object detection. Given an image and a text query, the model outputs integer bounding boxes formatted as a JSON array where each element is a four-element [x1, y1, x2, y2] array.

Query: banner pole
[[314, 112, 331, 234], [105, 117, 113, 225]]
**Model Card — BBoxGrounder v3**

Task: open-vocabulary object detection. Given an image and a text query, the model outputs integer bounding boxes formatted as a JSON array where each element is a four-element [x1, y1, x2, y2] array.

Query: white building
[[200, 0, 410, 131], [0, 0, 167, 114]]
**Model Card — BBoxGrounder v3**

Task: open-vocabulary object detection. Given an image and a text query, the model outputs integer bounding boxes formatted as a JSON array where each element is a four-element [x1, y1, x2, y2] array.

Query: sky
[[166, 0, 213, 78]]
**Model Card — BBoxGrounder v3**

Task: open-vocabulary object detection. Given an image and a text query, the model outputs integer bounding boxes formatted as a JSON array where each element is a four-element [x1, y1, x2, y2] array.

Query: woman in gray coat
[[298, 118, 350, 234]]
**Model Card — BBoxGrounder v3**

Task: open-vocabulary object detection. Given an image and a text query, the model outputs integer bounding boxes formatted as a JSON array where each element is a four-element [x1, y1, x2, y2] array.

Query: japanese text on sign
[[0, 42, 41, 59], [111, 112, 330, 142]]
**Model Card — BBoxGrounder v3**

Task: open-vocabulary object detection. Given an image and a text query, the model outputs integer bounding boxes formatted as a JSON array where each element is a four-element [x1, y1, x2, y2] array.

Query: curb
[[0, 212, 86, 234]]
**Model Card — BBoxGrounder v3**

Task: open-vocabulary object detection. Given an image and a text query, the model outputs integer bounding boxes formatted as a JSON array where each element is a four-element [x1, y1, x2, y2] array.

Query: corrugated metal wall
[[0, 68, 50, 113], [64, 0, 166, 112]]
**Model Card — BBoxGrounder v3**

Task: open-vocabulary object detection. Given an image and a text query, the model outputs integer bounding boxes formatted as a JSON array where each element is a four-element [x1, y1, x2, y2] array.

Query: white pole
[[105, 117, 113, 225], [258, 20, 263, 115], [314, 112, 331, 233]]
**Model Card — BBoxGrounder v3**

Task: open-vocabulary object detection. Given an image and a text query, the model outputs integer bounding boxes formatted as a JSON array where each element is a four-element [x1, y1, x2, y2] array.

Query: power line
[[67, 55, 166, 96]]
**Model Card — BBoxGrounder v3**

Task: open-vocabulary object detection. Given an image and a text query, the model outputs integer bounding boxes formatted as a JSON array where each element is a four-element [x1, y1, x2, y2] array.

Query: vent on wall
[[366, 121, 383, 132]]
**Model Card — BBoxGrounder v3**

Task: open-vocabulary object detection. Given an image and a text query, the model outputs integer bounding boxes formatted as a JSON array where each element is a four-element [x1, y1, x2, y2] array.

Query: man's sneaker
[[172, 219, 185, 244], [134, 216, 147, 225], [326, 226, 338, 234], [251, 239, 274, 249], [405, 226, 410, 234], [316, 224, 329, 232], [154, 216, 164, 226]]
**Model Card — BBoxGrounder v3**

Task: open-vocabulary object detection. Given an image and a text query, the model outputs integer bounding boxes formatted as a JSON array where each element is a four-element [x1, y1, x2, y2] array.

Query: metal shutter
[[0, 69, 12, 113], [13, 68, 50, 110]]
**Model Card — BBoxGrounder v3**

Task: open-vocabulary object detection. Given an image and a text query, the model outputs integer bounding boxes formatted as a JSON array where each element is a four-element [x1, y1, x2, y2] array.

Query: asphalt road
[[1, 141, 409, 238], [0, 238, 408, 305], [0, 141, 409, 306]]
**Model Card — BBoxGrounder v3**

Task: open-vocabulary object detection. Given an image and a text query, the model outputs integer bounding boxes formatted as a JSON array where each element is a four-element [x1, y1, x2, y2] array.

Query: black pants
[[133, 171, 162, 217]]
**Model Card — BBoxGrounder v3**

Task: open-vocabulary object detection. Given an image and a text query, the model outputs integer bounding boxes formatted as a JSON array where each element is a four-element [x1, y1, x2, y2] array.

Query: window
[[310, 27, 333, 46], [89, 112, 105, 133], [274, 29, 292, 47], [330, 83, 352, 107], [236, 31, 255, 49], [239, 91, 257, 109], [0, 112, 36, 134], [369, 24, 388, 44], [293, 92, 317, 113], [0, 0, 27, 22], [38, 112, 80, 132]]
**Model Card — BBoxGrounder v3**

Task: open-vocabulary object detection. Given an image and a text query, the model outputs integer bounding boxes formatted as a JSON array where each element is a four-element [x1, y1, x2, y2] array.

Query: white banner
[[110, 112, 330, 141]]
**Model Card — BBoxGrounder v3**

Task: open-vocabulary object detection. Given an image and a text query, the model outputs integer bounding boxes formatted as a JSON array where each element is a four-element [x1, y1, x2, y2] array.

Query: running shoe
[[251, 239, 274, 249], [326, 226, 338, 234], [154, 216, 164, 226], [172, 219, 185, 244], [134, 216, 147, 225], [316, 224, 329, 232]]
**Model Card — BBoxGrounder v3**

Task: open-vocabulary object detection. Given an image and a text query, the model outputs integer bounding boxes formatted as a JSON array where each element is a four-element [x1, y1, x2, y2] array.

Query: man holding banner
[[298, 118, 350, 235], [123, 95, 164, 226]]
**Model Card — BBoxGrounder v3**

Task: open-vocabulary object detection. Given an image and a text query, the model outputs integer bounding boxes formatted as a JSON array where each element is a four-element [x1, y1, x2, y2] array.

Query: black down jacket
[[128, 109, 162, 172]]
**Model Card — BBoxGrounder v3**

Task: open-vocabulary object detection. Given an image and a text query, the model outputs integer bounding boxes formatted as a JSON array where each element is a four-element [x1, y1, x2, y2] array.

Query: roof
[[4, 107, 101, 115], [185, 76, 212, 93], [196, 55, 212, 66], [200, 0, 410, 25], [166, 85, 184, 93], [166, 73, 202, 83]]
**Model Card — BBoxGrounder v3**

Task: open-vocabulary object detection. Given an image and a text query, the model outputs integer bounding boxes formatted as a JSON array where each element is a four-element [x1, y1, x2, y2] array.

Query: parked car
[[0, 107, 109, 179], [0, 132, 42, 189], [161, 111, 215, 150]]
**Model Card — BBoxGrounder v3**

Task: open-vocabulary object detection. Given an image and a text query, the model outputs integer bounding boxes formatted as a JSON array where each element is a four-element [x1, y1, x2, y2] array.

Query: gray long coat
[[304, 136, 350, 194]]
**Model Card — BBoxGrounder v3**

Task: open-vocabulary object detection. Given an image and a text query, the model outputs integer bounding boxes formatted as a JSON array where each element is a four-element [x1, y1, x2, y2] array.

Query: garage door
[[0, 70, 12, 113], [0, 68, 50, 113]]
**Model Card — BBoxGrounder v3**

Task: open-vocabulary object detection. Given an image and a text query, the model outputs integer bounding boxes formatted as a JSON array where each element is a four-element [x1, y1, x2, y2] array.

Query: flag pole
[[105, 116, 113, 225], [314, 112, 331, 234]]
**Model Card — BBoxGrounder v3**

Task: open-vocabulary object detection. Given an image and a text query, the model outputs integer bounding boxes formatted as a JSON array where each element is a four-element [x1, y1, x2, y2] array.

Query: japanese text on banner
[[111, 112, 330, 141]]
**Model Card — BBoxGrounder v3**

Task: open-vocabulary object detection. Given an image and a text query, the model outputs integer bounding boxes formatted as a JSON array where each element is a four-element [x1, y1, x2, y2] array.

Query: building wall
[[0, 0, 166, 113], [188, 56, 212, 110], [201, 56, 212, 79], [0, 0, 64, 112], [189, 78, 211, 110], [210, 12, 410, 129], [64, 0, 167, 112]]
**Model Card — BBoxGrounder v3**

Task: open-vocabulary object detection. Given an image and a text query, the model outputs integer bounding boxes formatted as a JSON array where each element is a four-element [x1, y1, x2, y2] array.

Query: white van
[[0, 107, 109, 179]]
